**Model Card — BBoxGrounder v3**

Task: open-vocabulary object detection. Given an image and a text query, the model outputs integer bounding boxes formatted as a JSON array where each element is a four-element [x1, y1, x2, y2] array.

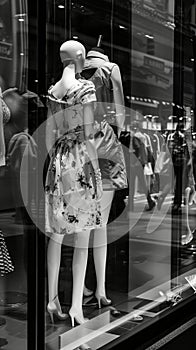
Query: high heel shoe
[[69, 308, 89, 327], [47, 295, 67, 323], [95, 293, 112, 309]]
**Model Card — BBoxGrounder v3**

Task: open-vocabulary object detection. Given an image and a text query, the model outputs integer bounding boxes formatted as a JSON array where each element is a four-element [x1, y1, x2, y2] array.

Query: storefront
[[0, 0, 196, 349]]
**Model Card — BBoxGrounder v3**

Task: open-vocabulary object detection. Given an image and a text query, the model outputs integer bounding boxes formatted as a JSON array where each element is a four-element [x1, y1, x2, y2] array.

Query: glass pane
[[44, 1, 196, 349], [0, 0, 28, 349]]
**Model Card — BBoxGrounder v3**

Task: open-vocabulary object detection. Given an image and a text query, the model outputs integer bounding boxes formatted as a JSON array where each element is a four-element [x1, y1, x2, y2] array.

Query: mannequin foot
[[47, 295, 67, 323], [69, 307, 88, 327], [95, 292, 112, 309], [83, 286, 93, 298], [181, 229, 193, 246]]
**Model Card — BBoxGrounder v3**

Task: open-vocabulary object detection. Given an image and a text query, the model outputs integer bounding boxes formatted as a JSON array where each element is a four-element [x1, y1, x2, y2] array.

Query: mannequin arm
[[83, 103, 100, 171], [46, 107, 57, 155], [83, 102, 102, 200], [110, 65, 125, 137]]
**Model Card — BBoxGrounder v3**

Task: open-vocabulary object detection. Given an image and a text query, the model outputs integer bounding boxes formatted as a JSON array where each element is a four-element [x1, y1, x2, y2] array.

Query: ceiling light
[[58, 5, 65, 9], [18, 18, 25, 22], [191, 58, 194, 62], [73, 36, 78, 39], [145, 34, 154, 39], [119, 25, 127, 30], [15, 13, 26, 17]]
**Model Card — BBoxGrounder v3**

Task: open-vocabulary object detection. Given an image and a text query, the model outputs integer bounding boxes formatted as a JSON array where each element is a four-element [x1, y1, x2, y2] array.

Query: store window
[[2, 1, 196, 349], [42, 1, 196, 349]]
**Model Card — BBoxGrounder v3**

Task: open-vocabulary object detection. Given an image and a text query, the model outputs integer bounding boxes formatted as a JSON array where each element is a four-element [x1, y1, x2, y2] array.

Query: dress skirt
[[0, 231, 14, 276], [45, 126, 102, 235]]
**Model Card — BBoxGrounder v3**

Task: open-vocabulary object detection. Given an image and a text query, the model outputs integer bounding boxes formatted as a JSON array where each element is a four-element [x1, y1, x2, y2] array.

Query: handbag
[[144, 162, 153, 175], [153, 133, 166, 174], [154, 150, 166, 174]]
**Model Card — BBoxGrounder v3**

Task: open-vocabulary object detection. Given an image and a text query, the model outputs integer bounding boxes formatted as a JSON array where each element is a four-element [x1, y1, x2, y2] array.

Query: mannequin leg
[[93, 191, 114, 302], [181, 187, 193, 245], [69, 230, 90, 326], [47, 234, 67, 322], [47, 234, 64, 302]]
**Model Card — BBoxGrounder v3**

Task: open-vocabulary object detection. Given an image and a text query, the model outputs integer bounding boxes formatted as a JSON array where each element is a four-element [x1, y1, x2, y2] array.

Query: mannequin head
[[60, 40, 86, 73]]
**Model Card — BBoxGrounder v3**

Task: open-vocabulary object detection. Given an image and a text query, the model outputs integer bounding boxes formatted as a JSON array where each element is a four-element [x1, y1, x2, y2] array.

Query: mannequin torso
[[82, 51, 125, 133]]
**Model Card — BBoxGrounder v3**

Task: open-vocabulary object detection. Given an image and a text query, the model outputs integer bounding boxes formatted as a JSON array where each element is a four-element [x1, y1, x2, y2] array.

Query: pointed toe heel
[[69, 309, 89, 327], [95, 294, 112, 309], [47, 295, 67, 323]]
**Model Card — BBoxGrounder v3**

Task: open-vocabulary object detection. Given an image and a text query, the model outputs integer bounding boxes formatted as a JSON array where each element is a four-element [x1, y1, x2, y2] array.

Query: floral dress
[[45, 79, 102, 235]]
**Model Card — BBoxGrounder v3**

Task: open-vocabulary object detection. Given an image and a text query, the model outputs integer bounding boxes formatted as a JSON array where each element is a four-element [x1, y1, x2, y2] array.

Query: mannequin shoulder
[[47, 85, 57, 102], [46, 86, 66, 116], [78, 78, 95, 91], [106, 64, 122, 85], [77, 79, 96, 104]]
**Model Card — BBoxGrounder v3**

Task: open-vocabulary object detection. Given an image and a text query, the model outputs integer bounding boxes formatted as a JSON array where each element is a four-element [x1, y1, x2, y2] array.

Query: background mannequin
[[0, 88, 14, 274], [126, 121, 156, 212], [82, 46, 125, 137], [46, 40, 102, 325], [81, 45, 127, 306], [167, 122, 195, 244]]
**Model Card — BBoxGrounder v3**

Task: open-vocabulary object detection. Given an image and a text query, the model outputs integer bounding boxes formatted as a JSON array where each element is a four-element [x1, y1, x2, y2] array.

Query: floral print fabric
[[45, 80, 102, 235]]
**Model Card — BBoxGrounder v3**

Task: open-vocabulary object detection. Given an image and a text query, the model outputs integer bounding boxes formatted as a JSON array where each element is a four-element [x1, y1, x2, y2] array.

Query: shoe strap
[[52, 295, 58, 302]]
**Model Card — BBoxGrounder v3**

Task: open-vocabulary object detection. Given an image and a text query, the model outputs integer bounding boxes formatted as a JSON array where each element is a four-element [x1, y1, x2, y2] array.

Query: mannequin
[[82, 47, 125, 137], [167, 122, 195, 244], [45, 40, 103, 325], [81, 46, 127, 306], [167, 123, 185, 211], [128, 121, 156, 211]]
